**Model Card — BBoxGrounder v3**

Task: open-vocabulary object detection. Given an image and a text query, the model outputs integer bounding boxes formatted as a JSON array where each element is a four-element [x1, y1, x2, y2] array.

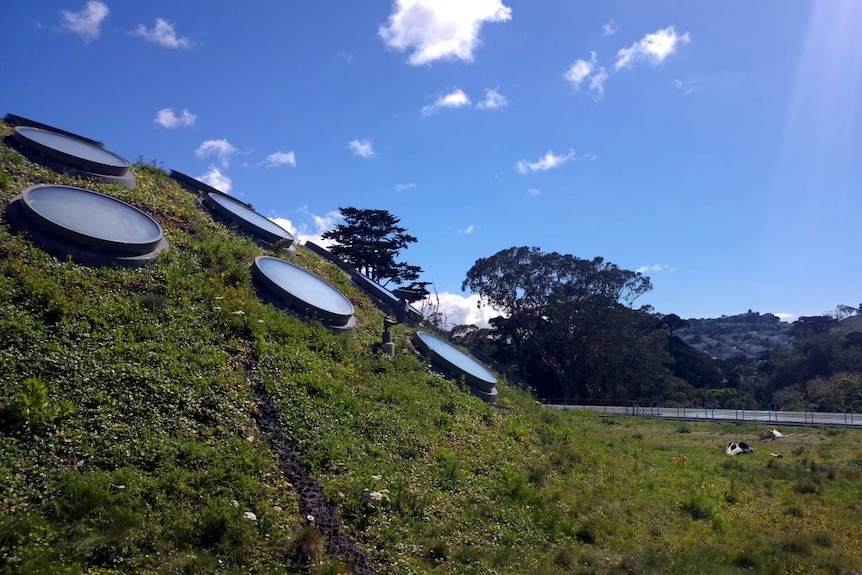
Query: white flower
[[244, 511, 257, 521], [371, 475, 382, 481], [306, 514, 315, 523], [232, 310, 245, 315], [230, 500, 239, 508]]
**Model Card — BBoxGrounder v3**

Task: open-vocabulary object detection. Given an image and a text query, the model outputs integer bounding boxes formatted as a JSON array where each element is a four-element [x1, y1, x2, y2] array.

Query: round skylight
[[252, 256, 354, 326], [414, 331, 497, 392], [204, 192, 294, 245], [13, 126, 130, 176], [8, 185, 168, 266], [21, 185, 164, 254]]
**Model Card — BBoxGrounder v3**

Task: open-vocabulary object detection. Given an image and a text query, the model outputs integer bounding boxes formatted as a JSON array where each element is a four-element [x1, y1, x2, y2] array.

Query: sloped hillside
[[2, 121, 862, 575]]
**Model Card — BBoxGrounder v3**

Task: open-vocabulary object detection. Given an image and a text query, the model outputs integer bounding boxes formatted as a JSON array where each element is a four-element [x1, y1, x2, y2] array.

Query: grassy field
[[1, 120, 861, 574]]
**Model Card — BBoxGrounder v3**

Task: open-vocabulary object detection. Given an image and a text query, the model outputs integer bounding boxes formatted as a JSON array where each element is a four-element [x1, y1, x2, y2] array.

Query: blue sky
[[2, 1, 860, 327]]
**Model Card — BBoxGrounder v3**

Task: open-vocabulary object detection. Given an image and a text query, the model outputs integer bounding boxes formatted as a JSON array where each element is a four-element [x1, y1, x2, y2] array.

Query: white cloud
[[154, 108, 196, 128], [294, 207, 342, 247], [268, 217, 297, 236], [421, 89, 471, 115], [615, 26, 690, 70], [602, 19, 618, 36], [588, 68, 609, 96], [671, 77, 700, 95], [516, 149, 595, 174], [132, 18, 195, 49], [527, 188, 541, 196], [564, 52, 607, 97], [477, 88, 508, 110], [195, 139, 237, 167], [395, 183, 417, 193], [348, 139, 376, 158], [197, 166, 231, 194], [636, 264, 669, 274], [460, 224, 478, 234], [564, 53, 595, 87], [422, 292, 505, 330], [379, 0, 512, 65], [61, 1, 109, 42], [259, 151, 297, 168], [774, 313, 797, 323]]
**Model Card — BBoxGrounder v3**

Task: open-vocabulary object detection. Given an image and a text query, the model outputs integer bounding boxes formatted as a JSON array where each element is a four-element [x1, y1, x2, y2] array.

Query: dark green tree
[[321, 207, 422, 286], [462, 246, 662, 399]]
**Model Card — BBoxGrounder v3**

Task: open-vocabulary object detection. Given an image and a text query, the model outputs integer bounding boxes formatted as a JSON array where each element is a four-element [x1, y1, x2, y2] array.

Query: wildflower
[[208, 277, 213, 282], [230, 500, 239, 508], [307, 514, 315, 523], [371, 475, 382, 481], [244, 511, 257, 521], [232, 310, 245, 315], [220, 273, 225, 278], [235, 280, 240, 287], [213, 306, 222, 311], [257, 319, 264, 324], [273, 505, 283, 512]]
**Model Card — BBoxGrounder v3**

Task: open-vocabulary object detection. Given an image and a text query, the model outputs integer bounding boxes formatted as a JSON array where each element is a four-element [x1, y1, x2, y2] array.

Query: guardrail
[[545, 400, 860, 427]]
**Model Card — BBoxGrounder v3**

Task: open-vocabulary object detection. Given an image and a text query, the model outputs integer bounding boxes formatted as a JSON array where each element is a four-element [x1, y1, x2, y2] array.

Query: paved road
[[549, 404, 861, 427]]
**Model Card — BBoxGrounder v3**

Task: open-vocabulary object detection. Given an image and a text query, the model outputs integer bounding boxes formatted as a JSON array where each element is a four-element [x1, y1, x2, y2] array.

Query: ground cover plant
[[1, 121, 861, 574]]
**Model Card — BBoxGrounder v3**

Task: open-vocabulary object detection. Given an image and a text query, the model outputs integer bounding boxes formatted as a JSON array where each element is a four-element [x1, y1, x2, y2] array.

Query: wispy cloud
[[335, 50, 355, 64], [460, 224, 478, 234], [421, 89, 471, 116], [395, 183, 417, 193], [259, 151, 296, 168], [154, 108, 196, 128], [197, 166, 231, 194], [61, 1, 109, 42], [564, 52, 607, 98], [615, 26, 690, 70], [421, 292, 505, 330], [602, 19, 618, 36], [294, 207, 342, 247], [671, 77, 703, 95], [132, 18, 195, 48], [195, 139, 237, 167], [379, 0, 512, 65], [516, 149, 595, 174], [477, 88, 508, 110], [527, 188, 541, 196], [636, 264, 669, 274], [348, 139, 375, 158]]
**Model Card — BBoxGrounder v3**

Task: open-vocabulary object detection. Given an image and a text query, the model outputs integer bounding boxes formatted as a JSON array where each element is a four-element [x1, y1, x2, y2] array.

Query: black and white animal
[[726, 441, 754, 455]]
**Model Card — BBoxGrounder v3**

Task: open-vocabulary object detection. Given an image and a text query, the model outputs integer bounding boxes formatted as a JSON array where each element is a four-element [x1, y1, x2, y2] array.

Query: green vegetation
[[2, 121, 862, 574]]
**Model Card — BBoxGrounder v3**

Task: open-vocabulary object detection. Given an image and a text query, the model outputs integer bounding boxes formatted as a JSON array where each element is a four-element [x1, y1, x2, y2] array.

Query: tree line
[[319, 208, 861, 411]]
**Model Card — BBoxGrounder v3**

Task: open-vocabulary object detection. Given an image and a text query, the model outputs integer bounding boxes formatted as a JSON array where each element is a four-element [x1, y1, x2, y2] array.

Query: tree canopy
[[462, 247, 660, 399], [321, 207, 422, 286]]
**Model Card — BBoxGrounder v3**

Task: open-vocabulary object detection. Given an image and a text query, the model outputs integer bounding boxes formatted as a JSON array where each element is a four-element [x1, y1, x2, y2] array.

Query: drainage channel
[[252, 382, 372, 574]]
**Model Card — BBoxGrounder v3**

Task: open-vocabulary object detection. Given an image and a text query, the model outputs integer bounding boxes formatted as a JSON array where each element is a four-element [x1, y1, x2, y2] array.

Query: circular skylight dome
[[12, 126, 135, 188], [14, 127, 130, 175], [353, 273, 401, 307], [252, 256, 354, 326], [8, 185, 168, 266], [203, 192, 294, 245], [414, 331, 497, 393]]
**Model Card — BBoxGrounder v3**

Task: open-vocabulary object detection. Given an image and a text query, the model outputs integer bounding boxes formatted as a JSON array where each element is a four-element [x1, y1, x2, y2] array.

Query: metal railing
[[544, 399, 859, 427]]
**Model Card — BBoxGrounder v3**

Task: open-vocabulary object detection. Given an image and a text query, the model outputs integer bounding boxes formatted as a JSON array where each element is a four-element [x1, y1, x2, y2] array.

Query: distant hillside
[[676, 310, 792, 359]]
